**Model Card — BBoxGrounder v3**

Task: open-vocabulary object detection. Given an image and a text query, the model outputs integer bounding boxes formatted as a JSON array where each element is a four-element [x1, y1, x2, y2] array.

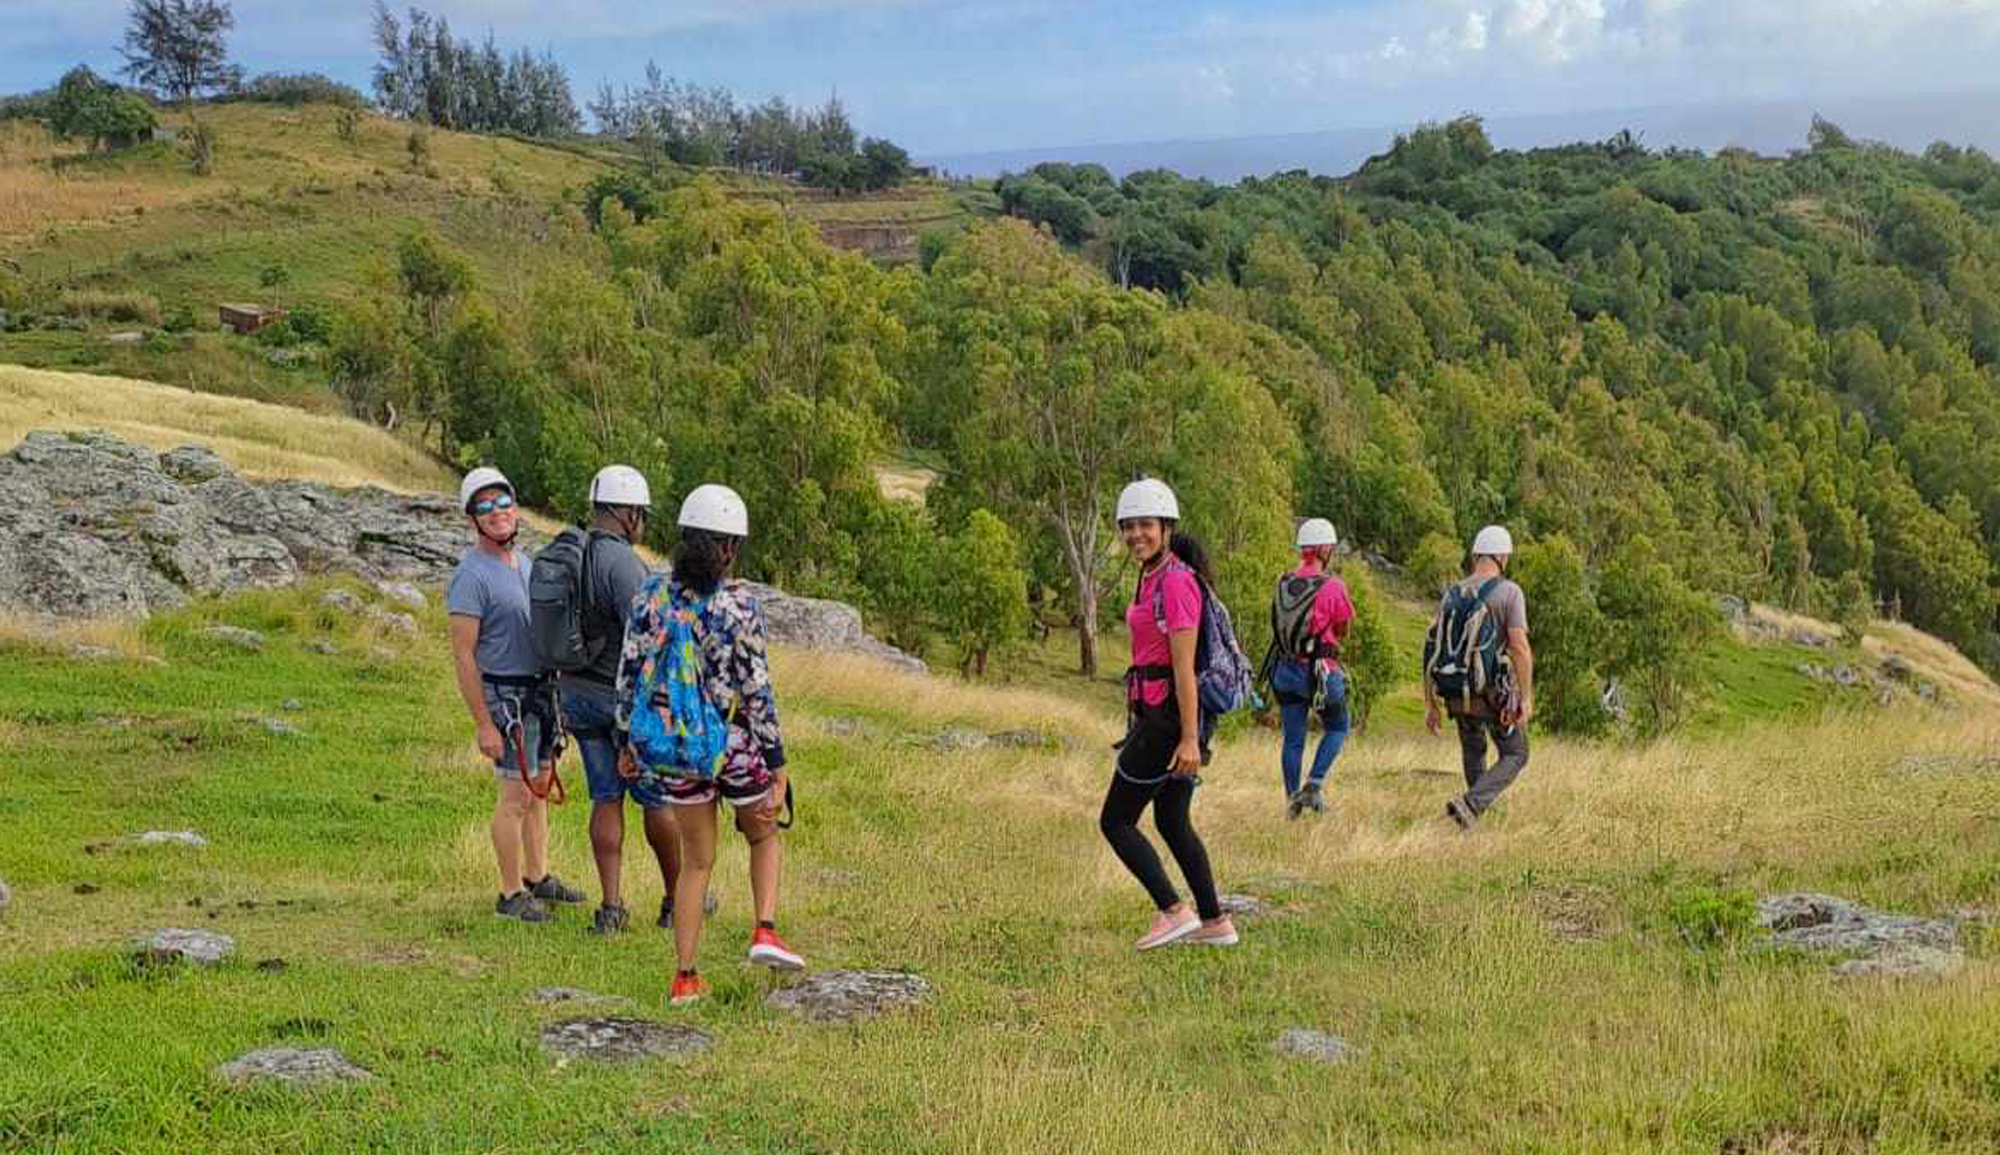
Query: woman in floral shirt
[[615, 483, 800, 1006]]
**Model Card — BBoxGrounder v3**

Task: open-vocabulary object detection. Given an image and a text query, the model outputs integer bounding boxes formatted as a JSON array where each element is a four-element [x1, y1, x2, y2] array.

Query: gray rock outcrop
[[1756, 893, 1964, 978], [1273, 1029, 1360, 1064], [765, 970, 933, 1022], [135, 928, 235, 966], [539, 1017, 712, 1063], [0, 432, 923, 670], [215, 1047, 372, 1088]]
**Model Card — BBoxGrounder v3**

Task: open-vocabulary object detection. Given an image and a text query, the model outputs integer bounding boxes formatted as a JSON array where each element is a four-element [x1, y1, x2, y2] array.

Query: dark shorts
[[560, 689, 671, 810], [662, 725, 775, 808]]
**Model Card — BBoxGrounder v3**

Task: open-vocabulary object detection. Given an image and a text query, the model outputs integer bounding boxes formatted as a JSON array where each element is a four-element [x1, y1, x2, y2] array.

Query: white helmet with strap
[[589, 464, 652, 508], [1472, 524, 1514, 557], [678, 483, 749, 538], [1115, 478, 1179, 522], [1296, 518, 1338, 549], [458, 466, 513, 513]]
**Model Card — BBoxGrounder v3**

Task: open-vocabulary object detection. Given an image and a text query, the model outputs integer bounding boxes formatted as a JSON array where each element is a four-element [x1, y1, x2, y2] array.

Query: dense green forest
[[316, 112, 2000, 731]]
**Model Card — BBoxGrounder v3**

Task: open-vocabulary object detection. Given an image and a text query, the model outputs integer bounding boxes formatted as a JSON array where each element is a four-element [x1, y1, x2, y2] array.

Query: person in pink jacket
[[1266, 519, 1354, 818]]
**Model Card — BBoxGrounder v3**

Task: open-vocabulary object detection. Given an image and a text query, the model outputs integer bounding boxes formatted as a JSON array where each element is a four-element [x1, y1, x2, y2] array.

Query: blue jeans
[[1276, 663, 1349, 797], [560, 689, 671, 810]]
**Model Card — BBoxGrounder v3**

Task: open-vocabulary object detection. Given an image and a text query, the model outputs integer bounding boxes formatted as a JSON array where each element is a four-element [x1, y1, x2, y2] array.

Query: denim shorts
[[485, 684, 556, 782], [560, 689, 671, 810]]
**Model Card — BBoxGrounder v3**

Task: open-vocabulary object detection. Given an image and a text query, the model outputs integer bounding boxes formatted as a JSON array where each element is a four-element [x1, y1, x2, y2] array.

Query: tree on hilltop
[[119, 0, 240, 173]]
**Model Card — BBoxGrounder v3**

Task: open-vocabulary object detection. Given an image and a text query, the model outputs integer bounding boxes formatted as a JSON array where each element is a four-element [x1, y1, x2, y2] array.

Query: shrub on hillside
[[225, 73, 367, 109], [1406, 531, 1464, 600], [61, 290, 161, 326]]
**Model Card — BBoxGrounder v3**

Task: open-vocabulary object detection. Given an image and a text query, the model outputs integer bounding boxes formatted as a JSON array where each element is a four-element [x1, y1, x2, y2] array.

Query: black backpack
[[1422, 576, 1508, 713], [1269, 573, 1331, 663], [529, 528, 609, 674]]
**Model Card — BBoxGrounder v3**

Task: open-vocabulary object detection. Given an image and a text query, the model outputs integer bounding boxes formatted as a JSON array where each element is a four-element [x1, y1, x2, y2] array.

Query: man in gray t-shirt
[[446, 468, 583, 924], [556, 465, 689, 937], [1426, 525, 1536, 829]]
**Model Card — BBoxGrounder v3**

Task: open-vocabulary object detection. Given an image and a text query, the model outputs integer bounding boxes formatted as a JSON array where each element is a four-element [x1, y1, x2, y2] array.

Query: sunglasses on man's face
[[470, 493, 516, 517]]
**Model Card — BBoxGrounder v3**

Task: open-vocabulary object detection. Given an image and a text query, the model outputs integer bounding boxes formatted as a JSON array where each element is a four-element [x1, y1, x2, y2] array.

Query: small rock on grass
[[540, 1017, 712, 1064], [203, 626, 265, 652], [132, 830, 208, 848], [262, 718, 302, 738], [1273, 1029, 1360, 1064], [0, 877, 11, 914], [765, 970, 933, 1023], [375, 581, 427, 611], [305, 639, 339, 656], [134, 928, 234, 967], [215, 1047, 371, 1088], [319, 589, 363, 614], [1216, 893, 1270, 919]]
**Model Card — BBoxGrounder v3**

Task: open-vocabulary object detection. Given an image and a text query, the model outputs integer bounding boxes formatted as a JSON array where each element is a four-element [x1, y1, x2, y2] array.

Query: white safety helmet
[[678, 483, 749, 538], [589, 464, 652, 509], [1296, 518, 1338, 549], [1472, 524, 1514, 558], [1115, 478, 1180, 523], [458, 466, 513, 514]]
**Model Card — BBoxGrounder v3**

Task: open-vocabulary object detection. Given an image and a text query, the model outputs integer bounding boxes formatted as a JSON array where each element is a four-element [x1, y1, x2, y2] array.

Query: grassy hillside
[[0, 105, 983, 404], [4, 582, 2000, 1152]]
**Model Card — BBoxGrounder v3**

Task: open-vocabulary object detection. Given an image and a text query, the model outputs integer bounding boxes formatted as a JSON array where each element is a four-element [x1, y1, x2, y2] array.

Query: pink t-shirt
[[1291, 562, 1355, 668], [1127, 560, 1202, 707]]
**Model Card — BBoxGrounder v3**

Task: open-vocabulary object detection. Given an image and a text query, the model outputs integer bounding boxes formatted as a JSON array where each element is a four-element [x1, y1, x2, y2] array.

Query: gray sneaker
[[1301, 784, 1327, 814], [1285, 791, 1307, 820], [658, 891, 720, 929], [590, 903, 630, 936], [526, 874, 585, 904], [1445, 797, 1476, 830], [495, 890, 552, 923]]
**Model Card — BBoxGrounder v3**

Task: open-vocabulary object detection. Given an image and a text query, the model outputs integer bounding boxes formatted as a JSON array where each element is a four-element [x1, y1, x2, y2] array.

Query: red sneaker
[[668, 972, 709, 1007], [748, 926, 805, 970]]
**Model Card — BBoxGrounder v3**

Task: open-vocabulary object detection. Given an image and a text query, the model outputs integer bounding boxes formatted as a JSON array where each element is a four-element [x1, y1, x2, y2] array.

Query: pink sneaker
[[1135, 908, 1200, 951], [1183, 917, 1239, 946]]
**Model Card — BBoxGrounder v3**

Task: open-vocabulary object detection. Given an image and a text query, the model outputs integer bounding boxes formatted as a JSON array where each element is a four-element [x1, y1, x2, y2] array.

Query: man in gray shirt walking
[[1425, 524, 1536, 829], [557, 466, 690, 936]]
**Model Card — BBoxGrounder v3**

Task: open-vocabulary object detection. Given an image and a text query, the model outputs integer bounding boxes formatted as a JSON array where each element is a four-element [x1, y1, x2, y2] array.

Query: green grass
[[7, 583, 2000, 1152]]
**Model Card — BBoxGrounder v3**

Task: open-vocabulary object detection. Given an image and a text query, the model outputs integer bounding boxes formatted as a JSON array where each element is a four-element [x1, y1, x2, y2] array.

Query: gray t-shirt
[[557, 531, 652, 700], [446, 546, 537, 678], [1459, 575, 1528, 635]]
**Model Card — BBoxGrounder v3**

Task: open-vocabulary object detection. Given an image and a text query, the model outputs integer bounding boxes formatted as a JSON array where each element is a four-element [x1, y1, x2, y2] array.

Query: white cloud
[[1196, 64, 1235, 101]]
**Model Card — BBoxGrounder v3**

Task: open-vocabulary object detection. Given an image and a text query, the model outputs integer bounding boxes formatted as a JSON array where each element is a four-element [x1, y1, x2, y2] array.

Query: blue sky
[[4, 0, 1999, 155]]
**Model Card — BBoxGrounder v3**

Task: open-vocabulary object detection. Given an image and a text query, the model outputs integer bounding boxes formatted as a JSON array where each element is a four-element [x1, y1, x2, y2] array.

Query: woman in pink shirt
[[1267, 518, 1355, 818], [1101, 478, 1236, 951]]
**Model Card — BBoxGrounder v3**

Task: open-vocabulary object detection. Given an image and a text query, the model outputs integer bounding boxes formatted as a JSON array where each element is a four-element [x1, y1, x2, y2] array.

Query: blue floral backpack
[[625, 576, 729, 781]]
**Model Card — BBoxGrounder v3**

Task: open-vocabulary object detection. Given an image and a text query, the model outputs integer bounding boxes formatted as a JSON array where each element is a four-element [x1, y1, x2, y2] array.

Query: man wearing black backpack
[[1423, 525, 1534, 829], [540, 465, 686, 936]]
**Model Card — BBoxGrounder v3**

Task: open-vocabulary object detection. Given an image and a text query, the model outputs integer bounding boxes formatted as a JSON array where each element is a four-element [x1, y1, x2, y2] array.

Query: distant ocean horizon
[[916, 89, 2000, 184]]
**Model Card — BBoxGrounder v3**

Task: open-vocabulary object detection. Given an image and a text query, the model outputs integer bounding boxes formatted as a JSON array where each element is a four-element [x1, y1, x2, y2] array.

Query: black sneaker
[[1285, 791, 1306, 820], [495, 890, 552, 923], [658, 891, 721, 929], [590, 903, 630, 936], [1445, 797, 1476, 830], [526, 874, 585, 904], [1302, 784, 1327, 814]]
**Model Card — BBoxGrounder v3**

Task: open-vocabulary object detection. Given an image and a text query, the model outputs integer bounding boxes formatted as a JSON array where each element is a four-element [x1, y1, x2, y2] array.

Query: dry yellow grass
[[0, 363, 450, 491], [1865, 619, 2000, 711], [0, 121, 192, 244]]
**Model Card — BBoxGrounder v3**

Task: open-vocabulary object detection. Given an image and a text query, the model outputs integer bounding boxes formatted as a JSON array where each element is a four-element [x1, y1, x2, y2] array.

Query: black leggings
[[1099, 772, 1221, 921]]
